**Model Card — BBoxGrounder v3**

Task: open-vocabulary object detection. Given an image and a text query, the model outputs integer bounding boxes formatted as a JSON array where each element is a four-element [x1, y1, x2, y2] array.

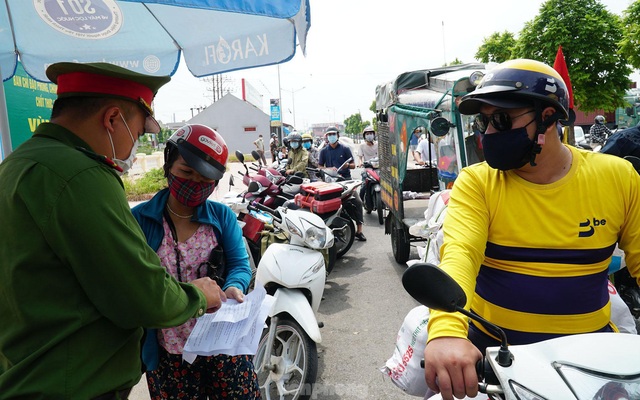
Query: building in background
[[160, 93, 271, 156]]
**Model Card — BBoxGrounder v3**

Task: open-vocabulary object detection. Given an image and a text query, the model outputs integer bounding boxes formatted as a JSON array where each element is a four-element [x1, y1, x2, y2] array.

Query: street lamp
[[281, 86, 306, 128]]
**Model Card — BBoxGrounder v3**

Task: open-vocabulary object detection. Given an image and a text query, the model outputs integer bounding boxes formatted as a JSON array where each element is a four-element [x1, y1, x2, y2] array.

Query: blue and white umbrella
[[0, 0, 310, 157]]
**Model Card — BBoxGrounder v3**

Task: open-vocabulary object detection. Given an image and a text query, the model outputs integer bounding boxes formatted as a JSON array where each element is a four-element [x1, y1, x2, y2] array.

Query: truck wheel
[[391, 218, 410, 264], [255, 316, 318, 400]]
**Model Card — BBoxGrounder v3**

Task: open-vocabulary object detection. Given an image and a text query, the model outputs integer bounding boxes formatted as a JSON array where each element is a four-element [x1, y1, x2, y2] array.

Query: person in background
[[253, 134, 267, 165], [413, 131, 437, 166], [269, 132, 279, 163], [285, 131, 309, 177], [358, 126, 378, 167], [319, 126, 367, 241], [0, 62, 224, 399], [409, 126, 421, 159], [278, 145, 288, 163], [424, 59, 640, 400], [131, 124, 259, 399], [589, 114, 612, 145], [302, 132, 319, 168], [358, 126, 379, 212]]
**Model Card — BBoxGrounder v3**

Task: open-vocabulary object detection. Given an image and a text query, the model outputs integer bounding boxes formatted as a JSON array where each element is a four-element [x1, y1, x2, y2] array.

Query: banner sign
[[3, 61, 57, 150]]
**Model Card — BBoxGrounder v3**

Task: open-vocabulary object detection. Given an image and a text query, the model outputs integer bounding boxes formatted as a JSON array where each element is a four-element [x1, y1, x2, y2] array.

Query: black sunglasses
[[475, 110, 536, 133]]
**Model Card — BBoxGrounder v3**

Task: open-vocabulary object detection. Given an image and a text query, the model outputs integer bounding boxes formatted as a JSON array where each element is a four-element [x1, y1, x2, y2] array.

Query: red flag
[[553, 45, 575, 110]]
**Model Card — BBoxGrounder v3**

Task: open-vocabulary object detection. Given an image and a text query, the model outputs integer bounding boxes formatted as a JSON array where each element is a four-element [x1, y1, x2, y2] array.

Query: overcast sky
[[152, 0, 634, 131]]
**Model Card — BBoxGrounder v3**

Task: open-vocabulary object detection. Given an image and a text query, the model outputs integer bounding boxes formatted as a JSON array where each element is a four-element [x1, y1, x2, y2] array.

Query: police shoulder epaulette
[[75, 146, 123, 173]]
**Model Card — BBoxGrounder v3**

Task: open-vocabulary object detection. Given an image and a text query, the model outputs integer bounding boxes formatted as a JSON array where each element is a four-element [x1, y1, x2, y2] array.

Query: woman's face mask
[[168, 173, 216, 207], [290, 141, 300, 149], [303, 142, 312, 149], [365, 134, 375, 142]]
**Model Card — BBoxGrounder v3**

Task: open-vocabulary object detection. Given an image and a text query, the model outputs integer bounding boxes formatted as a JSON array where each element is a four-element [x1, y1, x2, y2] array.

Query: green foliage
[[158, 127, 172, 144], [513, 0, 631, 112], [122, 168, 167, 201], [475, 31, 517, 63], [344, 113, 367, 138], [620, 1, 640, 69], [369, 100, 378, 131]]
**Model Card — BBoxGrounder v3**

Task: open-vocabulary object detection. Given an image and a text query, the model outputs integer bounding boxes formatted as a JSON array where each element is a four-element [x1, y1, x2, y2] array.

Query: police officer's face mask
[[107, 114, 138, 175]]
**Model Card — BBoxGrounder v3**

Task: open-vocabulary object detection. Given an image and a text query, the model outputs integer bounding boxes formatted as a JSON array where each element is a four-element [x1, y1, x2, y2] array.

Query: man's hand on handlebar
[[424, 337, 482, 400]]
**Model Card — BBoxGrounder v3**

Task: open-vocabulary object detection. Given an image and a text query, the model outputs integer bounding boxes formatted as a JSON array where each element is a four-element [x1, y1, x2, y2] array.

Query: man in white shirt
[[413, 133, 437, 166]]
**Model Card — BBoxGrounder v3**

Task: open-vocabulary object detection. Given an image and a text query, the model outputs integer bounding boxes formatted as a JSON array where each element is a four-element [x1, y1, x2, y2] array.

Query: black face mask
[[481, 127, 534, 171]]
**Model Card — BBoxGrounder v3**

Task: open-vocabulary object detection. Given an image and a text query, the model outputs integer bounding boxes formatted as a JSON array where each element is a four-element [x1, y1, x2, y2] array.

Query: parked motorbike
[[361, 156, 385, 225], [236, 150, 304, 209], [306, 160, 361, 259], [250, 200, 333, 400], [402, 262, 640, 400]]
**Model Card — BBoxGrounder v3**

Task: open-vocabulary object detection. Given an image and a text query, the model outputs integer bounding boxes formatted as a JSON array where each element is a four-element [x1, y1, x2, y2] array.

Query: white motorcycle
[[402, 263, 640, 400], [249, 198, 334, 400]]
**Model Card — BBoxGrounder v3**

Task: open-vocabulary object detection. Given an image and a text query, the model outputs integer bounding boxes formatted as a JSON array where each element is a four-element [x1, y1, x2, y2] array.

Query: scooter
[[236, 150, 304, 209], [306, 158, 362, 259], [402, 263, 640, 400], [250, 199, 333, 400], [361, 156, 385, 225]]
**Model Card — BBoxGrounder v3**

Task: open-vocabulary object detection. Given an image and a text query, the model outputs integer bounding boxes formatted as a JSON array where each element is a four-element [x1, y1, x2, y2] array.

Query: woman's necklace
[[166, 203, 193, 219]]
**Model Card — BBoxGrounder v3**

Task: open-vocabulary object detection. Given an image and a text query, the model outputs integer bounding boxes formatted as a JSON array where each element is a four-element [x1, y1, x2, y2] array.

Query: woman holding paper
[[132, 124, 259, 399]]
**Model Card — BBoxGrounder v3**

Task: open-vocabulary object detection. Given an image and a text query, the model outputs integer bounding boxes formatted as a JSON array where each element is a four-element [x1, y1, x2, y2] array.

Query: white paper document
[[182, 284, 274, 363]]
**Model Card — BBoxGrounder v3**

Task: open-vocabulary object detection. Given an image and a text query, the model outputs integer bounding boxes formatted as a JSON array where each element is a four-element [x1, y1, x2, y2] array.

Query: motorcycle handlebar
[[247, 201, 282, 224]]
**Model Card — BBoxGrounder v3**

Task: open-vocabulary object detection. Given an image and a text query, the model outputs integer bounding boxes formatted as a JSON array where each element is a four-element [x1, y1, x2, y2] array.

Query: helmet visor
[[176, 139, 225, 180]]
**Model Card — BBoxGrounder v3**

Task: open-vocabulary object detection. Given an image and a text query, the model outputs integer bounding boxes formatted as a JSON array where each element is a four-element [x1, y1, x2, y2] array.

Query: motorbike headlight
[[370, 160, 379, 169], [508, 381, 548, 400], [554, 362, 640, 400], [304, 225, 327, 249]]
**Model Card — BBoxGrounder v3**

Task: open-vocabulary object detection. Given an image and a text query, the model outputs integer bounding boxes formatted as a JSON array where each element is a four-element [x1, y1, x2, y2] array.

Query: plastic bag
[[380, 305, 430, 396]]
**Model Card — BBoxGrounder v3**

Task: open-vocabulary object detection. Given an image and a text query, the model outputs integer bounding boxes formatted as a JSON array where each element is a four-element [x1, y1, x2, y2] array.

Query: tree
[[514, 0, 631, 112], [369, 100, 377, 131], [475, 31, 517, 63], [619, 0, 640, 69], [344, 113, 366, 138]]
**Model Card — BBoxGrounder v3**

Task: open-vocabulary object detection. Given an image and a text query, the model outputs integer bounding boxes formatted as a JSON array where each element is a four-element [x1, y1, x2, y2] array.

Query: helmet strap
[[529, 102, 563, 167]]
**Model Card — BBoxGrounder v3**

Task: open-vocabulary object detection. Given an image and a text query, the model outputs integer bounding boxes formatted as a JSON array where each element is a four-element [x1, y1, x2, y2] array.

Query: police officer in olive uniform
[[0, 63, 225, 399]]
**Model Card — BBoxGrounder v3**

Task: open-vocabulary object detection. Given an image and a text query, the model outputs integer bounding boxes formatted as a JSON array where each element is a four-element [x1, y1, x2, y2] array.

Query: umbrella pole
[[0, 65, 12, 160]]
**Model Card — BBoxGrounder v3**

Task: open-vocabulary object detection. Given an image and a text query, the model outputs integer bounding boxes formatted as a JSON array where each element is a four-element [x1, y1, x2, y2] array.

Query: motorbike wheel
[[375, 191, 384, 225], [330, 213, 355, 259], [255, 316, 318, 400], [391, 217, 411, 264]]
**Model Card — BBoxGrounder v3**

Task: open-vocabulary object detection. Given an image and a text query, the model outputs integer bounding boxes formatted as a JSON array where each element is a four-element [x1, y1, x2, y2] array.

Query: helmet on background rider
[[595, 115, 606, 125], [301, 133, 314, 149], [164, 124, 228, 180], [363, 126, 376, 142], [288, 131, 302, 149], [458, 59, 569, 123], [325, 126, 340, 145]]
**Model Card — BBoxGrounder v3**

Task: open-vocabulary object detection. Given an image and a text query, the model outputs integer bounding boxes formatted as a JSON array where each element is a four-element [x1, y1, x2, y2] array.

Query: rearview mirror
[[429, 117, 450, 137], [235, 150, 245, 163], [251, 150, 262, 164], [402, 263, 466, 312]]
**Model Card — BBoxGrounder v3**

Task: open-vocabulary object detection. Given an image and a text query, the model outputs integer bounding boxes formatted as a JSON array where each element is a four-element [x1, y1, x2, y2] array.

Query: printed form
[[183, 284, 274, 363]]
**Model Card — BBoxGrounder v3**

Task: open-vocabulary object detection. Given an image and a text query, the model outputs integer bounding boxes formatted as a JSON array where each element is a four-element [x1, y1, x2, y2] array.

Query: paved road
[[129, 162, 425, 399]]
